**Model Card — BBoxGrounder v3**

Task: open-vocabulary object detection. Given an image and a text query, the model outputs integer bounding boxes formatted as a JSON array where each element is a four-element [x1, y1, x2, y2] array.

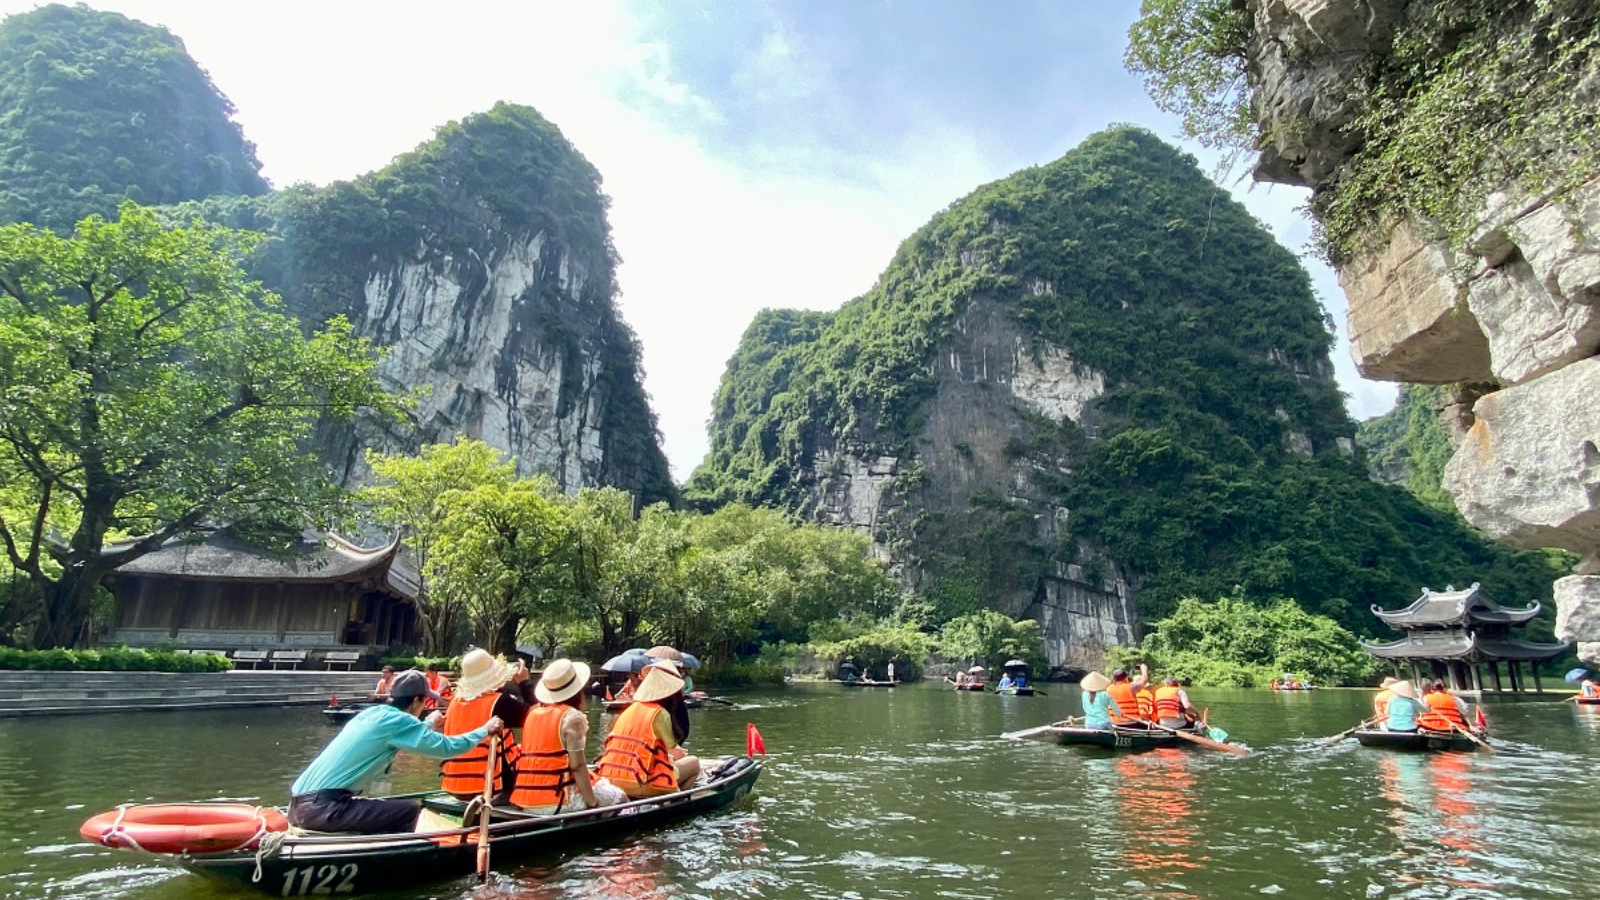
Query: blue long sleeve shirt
[[292, 704, 489, 796]]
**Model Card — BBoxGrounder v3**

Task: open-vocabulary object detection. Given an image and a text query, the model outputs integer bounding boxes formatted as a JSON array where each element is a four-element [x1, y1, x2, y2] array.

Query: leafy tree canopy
[[0, 3, 268, 232], [0, 203, 393, 647]]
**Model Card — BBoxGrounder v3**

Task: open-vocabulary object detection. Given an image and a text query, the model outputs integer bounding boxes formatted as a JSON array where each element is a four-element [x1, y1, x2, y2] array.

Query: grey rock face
[[803, 303, 1136, 670], [1245, 0, 1600, 647]]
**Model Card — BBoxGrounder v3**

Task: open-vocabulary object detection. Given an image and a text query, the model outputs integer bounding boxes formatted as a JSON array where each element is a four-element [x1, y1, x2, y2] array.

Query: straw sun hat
[[534, 658, 591, 704], [633, 664, 686, 703], [453, 648, 512, 701], [1388, 679, 1418, 700], [1380, 676, 1399, 688], [1080, 671, 1111, 692]]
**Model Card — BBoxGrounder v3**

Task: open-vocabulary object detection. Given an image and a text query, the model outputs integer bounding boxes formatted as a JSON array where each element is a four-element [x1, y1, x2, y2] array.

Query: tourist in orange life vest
[[1153, 677, 1195, 729], [439, 649, 537, 803], [597, 664, 701, 798], [1372, 677, 1398, 720], [1421, 680, 1469, 729], [372, 665, 396, 700], [510, 659, 627, 813], [1136, 683, 1156, 722], [1105, 664, 1149, 726], [423, 663, 451, 710]]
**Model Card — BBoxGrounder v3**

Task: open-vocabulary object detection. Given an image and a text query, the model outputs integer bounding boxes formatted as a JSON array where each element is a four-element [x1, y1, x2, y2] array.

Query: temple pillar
[[1489, 661, 1503, 693], [1509, 662, 1523, 692], [1532, 665, 1544, 693], [1410, 661, 1423, 686], [1470, 663, 1483, 693]]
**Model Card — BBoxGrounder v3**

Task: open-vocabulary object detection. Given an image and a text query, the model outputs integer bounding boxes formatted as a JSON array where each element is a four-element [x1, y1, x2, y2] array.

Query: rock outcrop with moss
[[1233, 0, 1600, 663], [690, 127, 1561, 668], [185, 104, 674, 503]]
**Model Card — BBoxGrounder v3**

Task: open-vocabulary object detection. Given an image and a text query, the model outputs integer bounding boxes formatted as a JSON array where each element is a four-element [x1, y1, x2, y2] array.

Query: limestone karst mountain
[[690, 126, 1563, 668]]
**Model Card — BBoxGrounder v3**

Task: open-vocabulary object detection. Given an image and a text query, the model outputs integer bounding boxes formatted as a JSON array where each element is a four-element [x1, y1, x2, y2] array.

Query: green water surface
[[2, 683, 1596, 900]]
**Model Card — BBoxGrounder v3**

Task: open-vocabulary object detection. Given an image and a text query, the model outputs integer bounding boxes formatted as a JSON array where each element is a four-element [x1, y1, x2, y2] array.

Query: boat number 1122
[[280, 864, 357, 895]]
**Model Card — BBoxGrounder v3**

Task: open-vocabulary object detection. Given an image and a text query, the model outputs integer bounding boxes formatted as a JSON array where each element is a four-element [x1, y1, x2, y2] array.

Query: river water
[[2, 683, 1596, 900]]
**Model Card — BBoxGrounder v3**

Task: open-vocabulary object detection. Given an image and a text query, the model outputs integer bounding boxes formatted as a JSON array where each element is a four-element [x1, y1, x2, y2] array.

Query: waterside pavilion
[[103, 532, 419, 660], [1363, 583, 1567, 694]]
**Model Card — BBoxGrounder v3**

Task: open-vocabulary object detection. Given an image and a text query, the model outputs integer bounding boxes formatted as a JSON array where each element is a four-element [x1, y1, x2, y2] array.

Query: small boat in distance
[[1020, 724, 1231, 752], [321, 696, 372, 725], [840, 679, 897, 688]]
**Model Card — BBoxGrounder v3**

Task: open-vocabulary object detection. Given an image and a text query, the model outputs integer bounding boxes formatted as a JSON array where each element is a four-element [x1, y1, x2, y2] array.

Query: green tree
[[0, 4, 268, 231], [356, 439, 516, 655], [1125, 0, 1253, 149], [430, 478, 570, 656], [938, 609, 1047, 674], [0, 204, 391, 647]]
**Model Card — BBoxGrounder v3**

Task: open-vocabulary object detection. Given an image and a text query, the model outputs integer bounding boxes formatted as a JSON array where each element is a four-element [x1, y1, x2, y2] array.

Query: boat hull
[[175, 760, 762, 896], [993, 687, 1035, 696], [1046, 725, 1198, 751], [1354, 728, 1486, 752], [321, 705, 369, 725], [840, 679, 896, 688], [1577, 696, 1600, 706]]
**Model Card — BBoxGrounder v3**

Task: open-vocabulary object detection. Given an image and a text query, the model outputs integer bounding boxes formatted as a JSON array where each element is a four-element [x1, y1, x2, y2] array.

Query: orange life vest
[[375, 674, 394, 696], [439, 692, 519, 797], [1106, 681, 1139, 722], [1154, 684, 1185, 720], [1373, 689, 1393, 719], [424, 672, 449, 710], [1136, 688, 1156, 719], [508, 705, 576, 809], [1423, 691, 1467, 728], [595, 702, 676, 791]]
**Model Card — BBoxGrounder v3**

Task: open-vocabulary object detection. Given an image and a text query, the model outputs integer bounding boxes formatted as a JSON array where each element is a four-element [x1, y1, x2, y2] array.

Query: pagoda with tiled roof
[[1364, 583, 1567, 694]]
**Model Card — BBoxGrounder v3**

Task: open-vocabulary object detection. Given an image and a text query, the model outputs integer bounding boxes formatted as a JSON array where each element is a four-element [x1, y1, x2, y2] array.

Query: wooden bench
[[323, 650, 362, 671], [232, 649, 269, 669], [269, 650, 308, 670]]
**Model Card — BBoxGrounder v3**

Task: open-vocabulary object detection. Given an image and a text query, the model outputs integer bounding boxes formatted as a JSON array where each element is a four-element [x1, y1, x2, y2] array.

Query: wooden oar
[[1318, 716, 1380, 746], [1450, 724, 1495, 754], [1150, 720, 1248, 755], [475, 739, 497, 884], [1001, 716, 1078, 740], [703, 696, 737, 707]]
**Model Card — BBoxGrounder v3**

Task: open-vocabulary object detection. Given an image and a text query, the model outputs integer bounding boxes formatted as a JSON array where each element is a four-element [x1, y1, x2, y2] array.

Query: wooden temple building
[[1364, 583, 1568, 694], [104, 533, 419, 657]]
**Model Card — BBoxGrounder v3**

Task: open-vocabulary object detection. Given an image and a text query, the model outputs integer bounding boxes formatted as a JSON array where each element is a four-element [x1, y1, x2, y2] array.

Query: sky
[[0, 0, 1397, 480]]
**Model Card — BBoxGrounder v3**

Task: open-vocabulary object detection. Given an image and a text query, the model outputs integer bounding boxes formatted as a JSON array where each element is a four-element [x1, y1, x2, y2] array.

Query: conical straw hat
[[1081, 671, 1111, 692]]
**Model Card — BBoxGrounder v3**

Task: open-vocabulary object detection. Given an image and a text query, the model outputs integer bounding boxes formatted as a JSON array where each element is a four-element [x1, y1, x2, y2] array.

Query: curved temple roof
[[1370, 583, 1541, 629], [1363, 630, 1567, 662], [103, 532, 414, 599]]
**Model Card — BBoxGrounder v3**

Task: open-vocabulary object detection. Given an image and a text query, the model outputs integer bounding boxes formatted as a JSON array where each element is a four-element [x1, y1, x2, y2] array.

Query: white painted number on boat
[[280, 863, 357, 895], [1115, 736, 1131, 748]]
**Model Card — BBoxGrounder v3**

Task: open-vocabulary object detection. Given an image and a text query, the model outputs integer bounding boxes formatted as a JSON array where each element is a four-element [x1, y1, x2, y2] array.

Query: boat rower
[[289, 670, 503, 835], [1152, 677, 1194, 729], [1381, 680, 1427, 732], [1105, 664, 1148, 727], [1079, 671, 1120, 731], [1421, 680, 1470, 730]]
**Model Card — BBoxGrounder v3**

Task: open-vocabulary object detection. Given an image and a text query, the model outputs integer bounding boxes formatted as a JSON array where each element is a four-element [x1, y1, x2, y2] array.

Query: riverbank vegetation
[[1108, 593, 1377, 687], [0, 646, 231, 672]]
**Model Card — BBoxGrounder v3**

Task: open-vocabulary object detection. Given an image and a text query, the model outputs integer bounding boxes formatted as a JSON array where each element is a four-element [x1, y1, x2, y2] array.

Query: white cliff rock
[[1443, 357, 1600, 554], [1556, 576, 1600, 645]]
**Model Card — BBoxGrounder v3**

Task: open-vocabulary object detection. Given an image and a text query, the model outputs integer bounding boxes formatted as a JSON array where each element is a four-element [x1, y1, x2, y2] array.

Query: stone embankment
[[0, 671, 381, 718], [1245, 0, 1600, 662]]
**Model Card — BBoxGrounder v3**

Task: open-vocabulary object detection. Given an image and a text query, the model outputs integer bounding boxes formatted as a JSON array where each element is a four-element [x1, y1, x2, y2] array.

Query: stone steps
[[0, 671, 383, 718]]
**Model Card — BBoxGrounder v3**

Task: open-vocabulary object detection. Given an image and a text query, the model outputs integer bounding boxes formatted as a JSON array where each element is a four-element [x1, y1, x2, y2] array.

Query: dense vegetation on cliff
[[1355, 386, 1456, 510], [0, 4, 267, 231], [690, 127, 1566, 640]]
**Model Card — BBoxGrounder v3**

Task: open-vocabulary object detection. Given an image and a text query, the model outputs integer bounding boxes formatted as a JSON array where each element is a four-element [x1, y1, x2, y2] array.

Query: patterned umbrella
[[601, 653, 651, 673], [1565, 667, 1590, 683]]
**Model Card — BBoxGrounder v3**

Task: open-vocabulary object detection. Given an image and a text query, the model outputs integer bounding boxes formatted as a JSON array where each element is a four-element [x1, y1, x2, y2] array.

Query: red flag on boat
[[330, 694, 338, 707], [604, 686, 614, 701], [746, 723, 766, 758], [1475, 706, 1487, 729]]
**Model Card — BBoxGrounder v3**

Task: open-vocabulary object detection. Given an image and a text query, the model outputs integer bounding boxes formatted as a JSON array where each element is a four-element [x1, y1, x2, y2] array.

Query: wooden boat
[[952, 682, 985, 692], [1576, 696, 1600, 706], [321, 703, 372, 725], [993, 685, 1035, 696], [1354, 727, 1488, 752], [1038, 724, 1209, 751], [1270, 685, 1317, 691], [840, 678, 896, 688], [89, 757, 762, 897]]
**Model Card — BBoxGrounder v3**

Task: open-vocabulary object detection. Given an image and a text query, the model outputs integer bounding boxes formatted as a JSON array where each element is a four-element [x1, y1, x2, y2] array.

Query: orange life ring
[[79, 803, 288, 854]]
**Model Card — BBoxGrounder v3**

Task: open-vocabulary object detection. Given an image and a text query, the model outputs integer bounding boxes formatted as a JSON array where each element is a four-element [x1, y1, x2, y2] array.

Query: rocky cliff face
[[692, 127, 1378, 670], [195, 104, 674, 505], [1243, 0, 1600, 661]]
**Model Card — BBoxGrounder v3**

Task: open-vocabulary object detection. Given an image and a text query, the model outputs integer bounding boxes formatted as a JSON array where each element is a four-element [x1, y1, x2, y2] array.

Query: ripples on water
[[2, 686, 1597, 899]]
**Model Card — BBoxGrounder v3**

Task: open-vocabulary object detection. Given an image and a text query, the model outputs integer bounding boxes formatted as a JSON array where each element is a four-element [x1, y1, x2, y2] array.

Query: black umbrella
[[1003, 659, 1029, 670]]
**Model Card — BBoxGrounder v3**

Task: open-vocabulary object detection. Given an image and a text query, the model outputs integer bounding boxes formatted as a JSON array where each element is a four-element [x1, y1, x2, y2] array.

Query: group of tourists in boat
[[1079, 664, 1202, 732], [1269, 675, 1316, 691], [1344, 677, 1491, 751]]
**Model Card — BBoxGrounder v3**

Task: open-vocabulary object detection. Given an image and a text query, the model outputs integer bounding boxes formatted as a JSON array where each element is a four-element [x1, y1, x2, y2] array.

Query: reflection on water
[[3, 685, 1600, 900]]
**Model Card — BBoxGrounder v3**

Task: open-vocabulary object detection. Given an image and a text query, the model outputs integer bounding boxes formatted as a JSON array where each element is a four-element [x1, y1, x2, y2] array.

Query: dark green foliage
[[696, 660, 786, 687], [0, 646, 231, 672], [1108, 594, 1376, 687], [691, 126, 1567, 638], [1355, 385, 1456, 510], [0, 4, 267, 231], [379, 655, 462, 672]]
